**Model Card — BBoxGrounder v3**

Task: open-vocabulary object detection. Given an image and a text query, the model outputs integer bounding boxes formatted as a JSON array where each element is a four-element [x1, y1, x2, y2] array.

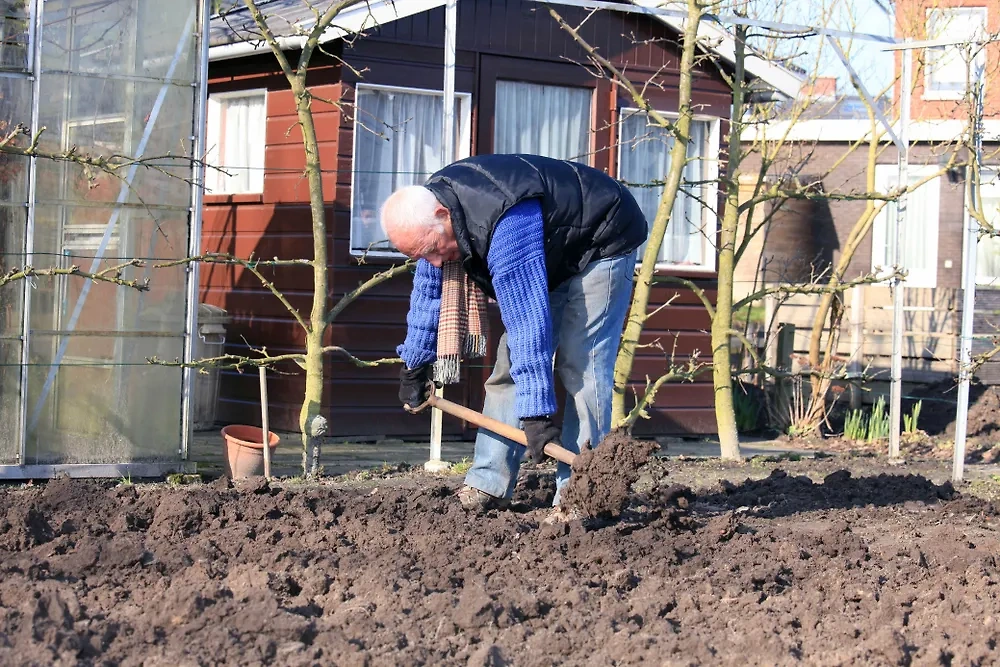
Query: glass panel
[[29, 204, 190, 333], [351, 87, 464, 253], [24, 333, 182, 464], [42, 0, 132, 75], [494, 80, 592, 164], [0, 205, 25, 336], [0, 75, 31, 201], [0, 0, 30, 72], [0, 339, 21, 464], [20, 0, 199, 466], [619, 110, 710, 266], [35, 75, 194, 207], [42, 0, 195, 81], [135, 0, 197, 83]]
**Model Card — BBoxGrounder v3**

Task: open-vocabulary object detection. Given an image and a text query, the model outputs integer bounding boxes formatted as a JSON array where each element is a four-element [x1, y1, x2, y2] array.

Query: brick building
[[738, 0, 1000, 385]]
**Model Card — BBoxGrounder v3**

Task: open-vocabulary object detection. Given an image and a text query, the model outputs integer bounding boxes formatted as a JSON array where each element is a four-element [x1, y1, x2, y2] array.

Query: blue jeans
[[463, 250, 637, 506]]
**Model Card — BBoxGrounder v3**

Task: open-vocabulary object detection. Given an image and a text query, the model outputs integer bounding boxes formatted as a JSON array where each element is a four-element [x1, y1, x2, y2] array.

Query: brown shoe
[[541, 507, 584, 525], [457, 485, 510, 512]]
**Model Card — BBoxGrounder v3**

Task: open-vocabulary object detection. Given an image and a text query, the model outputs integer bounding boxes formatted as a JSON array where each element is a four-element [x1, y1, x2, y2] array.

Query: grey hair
[[380, 185, 445, 244]]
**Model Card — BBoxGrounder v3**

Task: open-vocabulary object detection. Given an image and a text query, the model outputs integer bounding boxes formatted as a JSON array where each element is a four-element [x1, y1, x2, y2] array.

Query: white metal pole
[[425, 0, 458, 473], [181, 0, 212, 461], [259, 366, 271, 479], [18, 0, 44, 464], [888, 46, 911, 460], [953, 70, 986, 483]]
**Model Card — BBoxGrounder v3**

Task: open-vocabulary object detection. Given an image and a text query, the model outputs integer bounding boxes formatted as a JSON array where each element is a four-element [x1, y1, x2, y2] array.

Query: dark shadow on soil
[[696, 468, 961, 519]]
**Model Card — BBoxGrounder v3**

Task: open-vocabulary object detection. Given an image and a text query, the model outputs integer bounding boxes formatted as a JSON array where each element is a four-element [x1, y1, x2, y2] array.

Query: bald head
[[381, 185, 460, 267]]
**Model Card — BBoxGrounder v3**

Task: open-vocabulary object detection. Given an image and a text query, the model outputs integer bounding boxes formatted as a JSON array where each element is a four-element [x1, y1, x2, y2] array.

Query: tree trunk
[[713, 25, 749, 461], [807, 115, 882, 369], [294, 79, 330, 477], [611, 0, 701, 428]]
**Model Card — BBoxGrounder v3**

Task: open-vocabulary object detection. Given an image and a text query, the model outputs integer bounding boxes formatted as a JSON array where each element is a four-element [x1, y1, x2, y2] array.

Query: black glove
[[522, 417, 561, 464], [399, 365, 431, 410]]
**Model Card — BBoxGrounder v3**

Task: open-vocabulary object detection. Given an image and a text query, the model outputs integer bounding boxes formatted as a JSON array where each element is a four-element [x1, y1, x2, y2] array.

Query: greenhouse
[[0, 0, 207, 476]]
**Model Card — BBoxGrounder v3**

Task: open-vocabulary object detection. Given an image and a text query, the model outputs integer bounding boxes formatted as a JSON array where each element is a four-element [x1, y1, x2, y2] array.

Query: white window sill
[[922, 90, 966, 101], [349, 249, 409, 261], [650, 262, 716, 273]]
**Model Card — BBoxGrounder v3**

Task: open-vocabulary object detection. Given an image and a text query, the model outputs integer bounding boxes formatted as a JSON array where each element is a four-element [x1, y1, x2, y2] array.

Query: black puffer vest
[[423, 154, 648, 299]]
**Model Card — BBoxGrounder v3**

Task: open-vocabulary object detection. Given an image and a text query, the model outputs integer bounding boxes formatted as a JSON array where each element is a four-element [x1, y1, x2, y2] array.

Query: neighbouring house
[[201, 0, 801, 440], [738, 0, 1000, 388]]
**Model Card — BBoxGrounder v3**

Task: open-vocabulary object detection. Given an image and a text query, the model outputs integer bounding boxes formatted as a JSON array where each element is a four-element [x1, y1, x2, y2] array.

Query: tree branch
[[324, 260, 414, 326], [155, 253, 310, 332], [651, 276, 716, 319], [732, 269, 903, 313], [0, 260, 149, 291]]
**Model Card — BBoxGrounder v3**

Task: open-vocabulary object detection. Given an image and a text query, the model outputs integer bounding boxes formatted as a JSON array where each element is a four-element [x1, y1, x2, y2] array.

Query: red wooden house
[[200, 0, 801, 440]]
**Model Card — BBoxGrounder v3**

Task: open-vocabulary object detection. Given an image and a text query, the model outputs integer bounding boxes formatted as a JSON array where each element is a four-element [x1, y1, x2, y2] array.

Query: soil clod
[[561, 431, 659, 517]]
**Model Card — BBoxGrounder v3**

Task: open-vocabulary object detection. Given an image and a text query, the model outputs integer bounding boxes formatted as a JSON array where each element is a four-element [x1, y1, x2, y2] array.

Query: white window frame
[[923, 7, 989, 101], [967, 167, 1000, 287], [62, 114, 127, 153], [870, 164, 940, 289], [205, 88, 267, 195], [616, 107, 721, 272], [349, 83, 472, 259]]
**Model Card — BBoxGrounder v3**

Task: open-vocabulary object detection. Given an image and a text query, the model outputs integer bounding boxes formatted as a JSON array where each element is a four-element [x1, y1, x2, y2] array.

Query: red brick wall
[[894, 0, 1000, 122]]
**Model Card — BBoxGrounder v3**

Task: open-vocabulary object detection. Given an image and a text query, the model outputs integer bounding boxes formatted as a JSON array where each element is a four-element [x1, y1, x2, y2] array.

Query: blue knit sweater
[[397, 198, 557, 419]]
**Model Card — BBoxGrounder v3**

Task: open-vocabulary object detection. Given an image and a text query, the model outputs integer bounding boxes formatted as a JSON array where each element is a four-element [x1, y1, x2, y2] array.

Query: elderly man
[[381, 154, 647, 521]]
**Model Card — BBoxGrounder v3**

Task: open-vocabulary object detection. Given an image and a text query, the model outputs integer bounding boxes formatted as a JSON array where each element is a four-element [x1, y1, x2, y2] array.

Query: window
[[65, 116, 126, 157], [494, 80, 592, 164], [205, 90, 266, 195], [350, 84, 471, 256], [924, 7, 988, 99], [975, 170, 1000, 286], [617, 108, 719, 269], [870, 165, 940, 288]]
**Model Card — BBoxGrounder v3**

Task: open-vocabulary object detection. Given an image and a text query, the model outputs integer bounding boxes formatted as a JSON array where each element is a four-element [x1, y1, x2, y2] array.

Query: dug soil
[[4, 456, 1000, 666]]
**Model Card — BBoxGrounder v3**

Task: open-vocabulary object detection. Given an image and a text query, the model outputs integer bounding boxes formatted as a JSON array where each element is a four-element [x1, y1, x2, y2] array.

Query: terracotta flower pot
[[221, 425, 280, 479]]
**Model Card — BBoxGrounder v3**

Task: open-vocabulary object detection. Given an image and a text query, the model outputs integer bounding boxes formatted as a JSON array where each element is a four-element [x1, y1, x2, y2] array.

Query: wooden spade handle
[[425, 393, 577, 466]]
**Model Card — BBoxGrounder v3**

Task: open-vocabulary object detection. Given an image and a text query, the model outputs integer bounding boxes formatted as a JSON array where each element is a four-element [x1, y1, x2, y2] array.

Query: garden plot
[[1, 457, 999, 665]]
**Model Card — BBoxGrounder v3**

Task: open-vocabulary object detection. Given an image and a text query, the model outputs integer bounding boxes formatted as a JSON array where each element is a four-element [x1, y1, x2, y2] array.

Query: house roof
[[208, 0, 803, 98]]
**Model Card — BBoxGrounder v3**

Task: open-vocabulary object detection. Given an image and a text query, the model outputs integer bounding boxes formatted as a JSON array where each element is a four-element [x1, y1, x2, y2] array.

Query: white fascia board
[[741, 119, 1000, 143], [629, 0, 804, 99], [209, 0, 447, 62]]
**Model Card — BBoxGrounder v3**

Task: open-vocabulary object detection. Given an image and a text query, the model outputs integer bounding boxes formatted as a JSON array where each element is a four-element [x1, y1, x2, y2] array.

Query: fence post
[[773, 322, 796, 430], [764, 292, 777, 371], [849, 284, 865, 409]]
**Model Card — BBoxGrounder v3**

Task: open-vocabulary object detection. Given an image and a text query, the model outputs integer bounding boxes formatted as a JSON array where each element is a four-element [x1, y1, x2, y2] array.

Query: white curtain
[[224, 95, 265, 193], [619, 111, 708, 265], [494, 81, 591, 164], [976, 182, 1000, 284], [208, 93, 265, 194], [873, 167, 940, 287], [353, 88, 459, 252]]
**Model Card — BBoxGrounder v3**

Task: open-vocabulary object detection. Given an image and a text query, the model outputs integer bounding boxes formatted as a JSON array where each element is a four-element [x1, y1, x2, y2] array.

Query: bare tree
[[158, 0, 411, 476]]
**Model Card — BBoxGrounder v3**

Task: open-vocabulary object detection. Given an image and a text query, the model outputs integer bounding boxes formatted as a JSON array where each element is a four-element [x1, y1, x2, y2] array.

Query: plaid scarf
[[433, 261, 489, 385]]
